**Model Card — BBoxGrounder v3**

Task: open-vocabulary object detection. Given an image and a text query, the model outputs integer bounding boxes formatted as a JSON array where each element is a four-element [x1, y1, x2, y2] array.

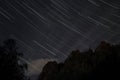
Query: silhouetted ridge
[[38, 41, 120, 80]]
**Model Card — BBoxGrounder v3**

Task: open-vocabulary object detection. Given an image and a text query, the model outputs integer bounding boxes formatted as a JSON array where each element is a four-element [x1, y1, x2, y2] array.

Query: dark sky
[[0, 0, 120, 79]]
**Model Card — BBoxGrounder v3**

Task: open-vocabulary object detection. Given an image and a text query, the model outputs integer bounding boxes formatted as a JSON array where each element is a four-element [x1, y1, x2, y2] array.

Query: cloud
[[28, 58, 57, 76]]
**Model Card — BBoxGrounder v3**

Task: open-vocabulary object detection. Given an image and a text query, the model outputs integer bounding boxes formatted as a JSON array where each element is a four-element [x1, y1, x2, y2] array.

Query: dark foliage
[[0, 39, 28, 80], [38, 41, 120, 80]]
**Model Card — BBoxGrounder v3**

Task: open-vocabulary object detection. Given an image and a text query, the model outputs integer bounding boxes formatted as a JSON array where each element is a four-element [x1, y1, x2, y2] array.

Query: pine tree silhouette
[[0, 39, 28, 80]]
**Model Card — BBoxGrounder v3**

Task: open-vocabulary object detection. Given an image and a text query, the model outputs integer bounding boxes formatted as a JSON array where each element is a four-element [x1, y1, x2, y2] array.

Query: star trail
[[0, 0, 120, 79]]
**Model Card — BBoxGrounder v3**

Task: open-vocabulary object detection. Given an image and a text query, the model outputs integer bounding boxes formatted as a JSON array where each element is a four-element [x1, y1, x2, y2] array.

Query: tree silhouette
[[0, 39, 28, 80]]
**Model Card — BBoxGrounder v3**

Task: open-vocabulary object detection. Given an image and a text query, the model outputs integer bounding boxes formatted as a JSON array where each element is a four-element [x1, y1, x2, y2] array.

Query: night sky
[[0, 0, 120, 79]]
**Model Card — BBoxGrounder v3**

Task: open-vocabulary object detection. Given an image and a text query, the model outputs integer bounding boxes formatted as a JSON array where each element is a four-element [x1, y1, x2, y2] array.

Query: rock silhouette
[[38, 41, 120, 80]]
